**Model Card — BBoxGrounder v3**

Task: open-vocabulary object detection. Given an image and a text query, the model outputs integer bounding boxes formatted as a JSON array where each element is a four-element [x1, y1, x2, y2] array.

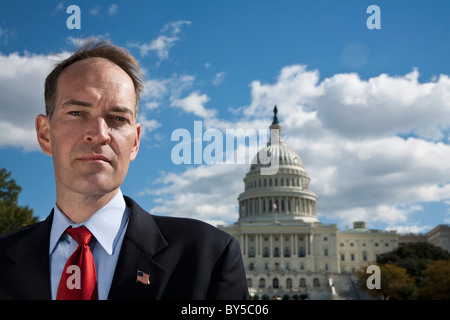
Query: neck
[[56, 189, 120, 224]]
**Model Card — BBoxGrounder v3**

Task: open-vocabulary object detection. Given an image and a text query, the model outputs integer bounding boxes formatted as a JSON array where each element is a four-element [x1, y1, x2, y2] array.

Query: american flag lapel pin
[[136, 270, 151, 285]]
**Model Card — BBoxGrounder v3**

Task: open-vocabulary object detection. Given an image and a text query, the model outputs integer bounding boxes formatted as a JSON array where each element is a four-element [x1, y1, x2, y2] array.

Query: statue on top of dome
[[272, 105, 279, 125]]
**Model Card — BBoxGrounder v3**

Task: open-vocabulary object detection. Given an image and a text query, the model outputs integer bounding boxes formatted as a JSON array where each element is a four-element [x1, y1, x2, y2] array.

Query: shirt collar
[[49, 189, 128, 256]]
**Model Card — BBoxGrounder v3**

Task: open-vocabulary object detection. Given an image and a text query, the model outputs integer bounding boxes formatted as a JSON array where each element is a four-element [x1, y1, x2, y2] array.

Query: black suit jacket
[[0, 196, 249, 300]]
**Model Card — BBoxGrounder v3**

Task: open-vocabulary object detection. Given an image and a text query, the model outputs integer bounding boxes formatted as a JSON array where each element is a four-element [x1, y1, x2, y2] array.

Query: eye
[[115, 116, 126, 122], [68, 111, 81, 116]]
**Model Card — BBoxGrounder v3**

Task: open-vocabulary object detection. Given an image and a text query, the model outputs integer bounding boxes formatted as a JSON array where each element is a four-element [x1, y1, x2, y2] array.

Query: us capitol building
[[219, 107, 450, 300]]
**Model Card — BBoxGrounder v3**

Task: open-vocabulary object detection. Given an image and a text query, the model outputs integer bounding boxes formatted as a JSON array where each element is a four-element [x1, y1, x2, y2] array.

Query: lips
[[77, 154, 111, 163]]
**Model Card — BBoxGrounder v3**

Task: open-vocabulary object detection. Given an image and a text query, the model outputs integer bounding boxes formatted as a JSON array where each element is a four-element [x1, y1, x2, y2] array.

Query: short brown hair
[[44, 38, 144, 119]]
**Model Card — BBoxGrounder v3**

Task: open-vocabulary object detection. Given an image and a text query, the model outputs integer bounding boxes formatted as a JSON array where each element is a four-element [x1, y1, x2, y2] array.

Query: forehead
[[57, 57, 135, 102]]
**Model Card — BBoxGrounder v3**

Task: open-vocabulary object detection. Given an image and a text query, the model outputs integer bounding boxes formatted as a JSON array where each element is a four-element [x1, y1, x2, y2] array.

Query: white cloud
[[52, 2, 64, 15], [131, 20, 191, 60], [0, 51, 57, 150], [142, 164, 248, 225], [212, 71, 226, 86], [138, 114, 162, 138], [170, 91, 217, 118], [144, 64, 450, 228], [385, 224, 431, 234], [108, 4, 118, 16], [89, 5, 101, 16]]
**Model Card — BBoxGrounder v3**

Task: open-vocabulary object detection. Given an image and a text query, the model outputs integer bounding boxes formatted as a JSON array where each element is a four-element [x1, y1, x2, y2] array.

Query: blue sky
[[0, 0, 449, 233]]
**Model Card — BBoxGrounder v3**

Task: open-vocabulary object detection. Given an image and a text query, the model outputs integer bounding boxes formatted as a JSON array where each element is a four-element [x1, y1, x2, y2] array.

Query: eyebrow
[[62, 99, 92, 108]]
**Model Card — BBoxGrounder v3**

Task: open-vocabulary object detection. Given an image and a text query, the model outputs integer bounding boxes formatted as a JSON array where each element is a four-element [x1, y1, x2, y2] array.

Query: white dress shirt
[[49, 189, 130, 300]]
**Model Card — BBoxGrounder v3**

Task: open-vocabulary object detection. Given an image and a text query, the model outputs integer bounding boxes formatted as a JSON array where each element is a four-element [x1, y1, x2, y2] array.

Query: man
[[0, 39, 249, 300]]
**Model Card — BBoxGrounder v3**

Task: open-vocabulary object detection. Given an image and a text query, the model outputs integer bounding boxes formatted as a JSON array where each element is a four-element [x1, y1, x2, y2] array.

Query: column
[[280, 234, 284, 257], [291, 233, 295, 256], [259, 234, 263, 256], [270, 234, 273, 257], [244, 234, 248, 256], [257, 234, 261, 256], [294, 233, 298, 256], [307, 234, 311, 255]]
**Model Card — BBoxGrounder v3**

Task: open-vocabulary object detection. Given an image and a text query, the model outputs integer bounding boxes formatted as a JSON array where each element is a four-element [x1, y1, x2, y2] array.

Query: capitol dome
[[238, 106, 318, 224], [250, 122, 304, 172]]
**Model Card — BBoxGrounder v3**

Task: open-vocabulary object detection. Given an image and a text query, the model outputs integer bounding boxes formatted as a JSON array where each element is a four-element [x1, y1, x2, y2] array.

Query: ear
[[35, 114, 52, 156], [129, 122, 141, 162]]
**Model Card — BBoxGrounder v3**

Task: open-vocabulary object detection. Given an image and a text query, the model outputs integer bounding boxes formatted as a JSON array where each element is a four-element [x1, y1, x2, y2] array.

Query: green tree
[[419, 260, 450, 299], [356, 263, 416, 300], [0, 168, 38, 235], [377, 242, 450, 285]]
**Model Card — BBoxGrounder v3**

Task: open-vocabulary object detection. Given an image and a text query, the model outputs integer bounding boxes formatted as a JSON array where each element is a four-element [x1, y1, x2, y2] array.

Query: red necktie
[[56, 226, 98, 300]]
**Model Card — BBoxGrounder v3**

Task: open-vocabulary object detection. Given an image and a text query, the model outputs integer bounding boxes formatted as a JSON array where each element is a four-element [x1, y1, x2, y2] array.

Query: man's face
[[36, 57, 141, 199]]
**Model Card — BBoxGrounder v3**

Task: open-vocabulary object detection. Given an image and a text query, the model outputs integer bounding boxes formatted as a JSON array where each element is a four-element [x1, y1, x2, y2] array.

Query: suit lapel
[[108, 197, 170, 300], [3, 213, 52, 299]]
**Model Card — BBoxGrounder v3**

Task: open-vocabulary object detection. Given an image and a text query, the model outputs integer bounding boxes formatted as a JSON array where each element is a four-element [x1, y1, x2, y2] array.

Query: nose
[[84, 117, 111, 145]]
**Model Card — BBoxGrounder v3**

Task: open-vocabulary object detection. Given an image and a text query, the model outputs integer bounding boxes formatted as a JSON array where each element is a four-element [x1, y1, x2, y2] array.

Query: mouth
[[77, 154, 111, 164]]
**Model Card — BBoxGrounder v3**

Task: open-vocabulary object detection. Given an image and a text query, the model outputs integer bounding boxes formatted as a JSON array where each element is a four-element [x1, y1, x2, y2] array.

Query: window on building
[[313, 278, 320, 287], [263, 247, 269, 257], [300, 278, 306, 287], [299, 247, 305, 257], [324, 248, 328, 256], [274, 247, 280, 257], [259, 278, 265, 288], [274, 263, 280, 271], [286, 278, 293, 289], [362, 251, 367, 261], [351, 253, 355, 261], [249, 247, 255, 257], [341, 254, 345, 261], [247, 278, 252, 288], [273, 278, 279, 289]]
